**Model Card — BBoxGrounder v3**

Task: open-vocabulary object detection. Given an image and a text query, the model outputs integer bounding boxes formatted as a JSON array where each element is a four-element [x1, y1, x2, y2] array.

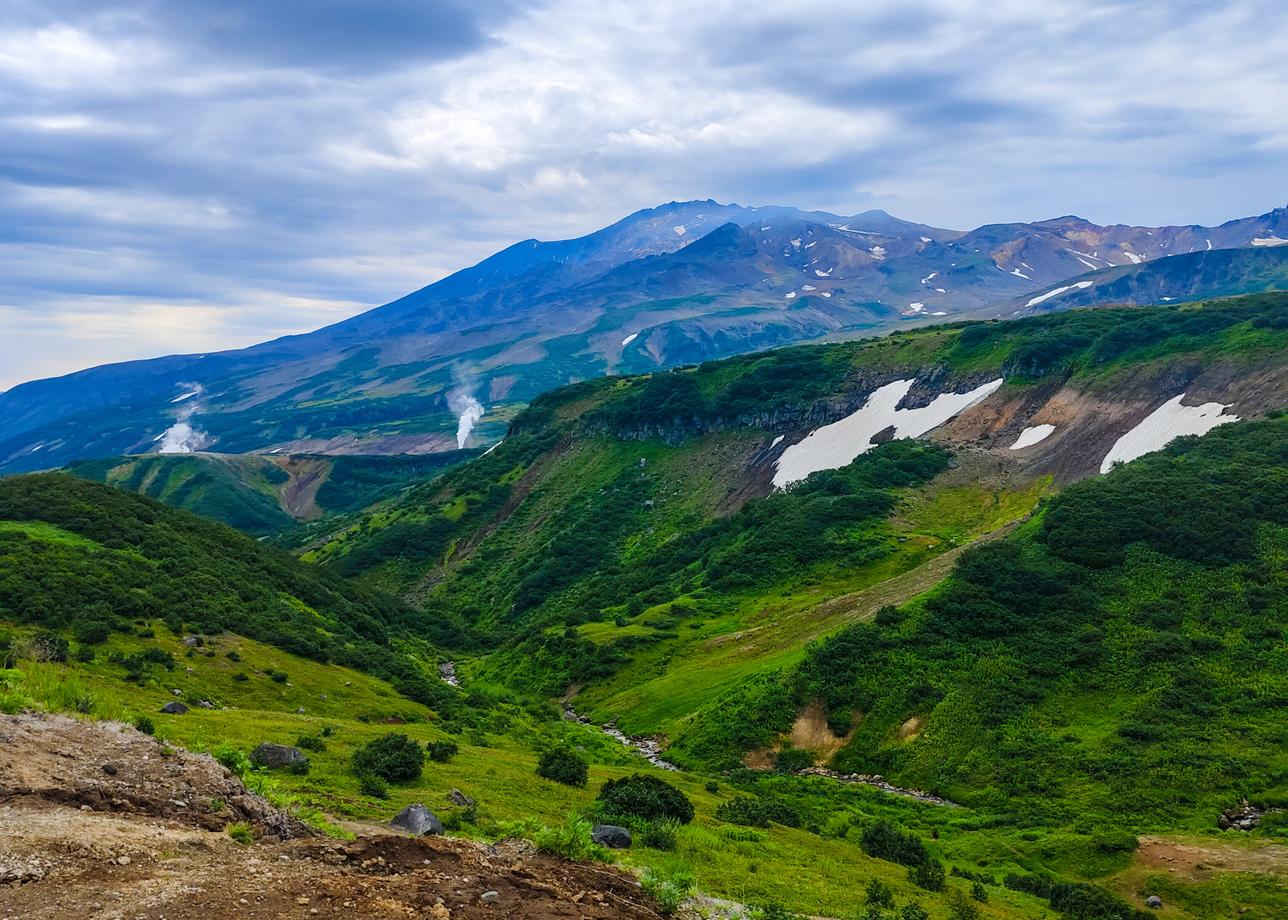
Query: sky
[[2, 0, 1287, 390]]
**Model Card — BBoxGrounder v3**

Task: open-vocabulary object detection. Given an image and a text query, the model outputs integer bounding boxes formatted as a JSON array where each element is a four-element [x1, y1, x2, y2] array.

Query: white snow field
[[1026, 280, 1093, 307], [621, 332, 638, 346], [1010, 424, 1056, 450], [1099, 394, 1238, 474], [772, 378, 1003, 488]]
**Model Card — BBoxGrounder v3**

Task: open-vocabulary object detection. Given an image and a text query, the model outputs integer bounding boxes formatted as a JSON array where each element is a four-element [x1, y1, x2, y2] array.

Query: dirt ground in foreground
[[0, 713, 663, 920]]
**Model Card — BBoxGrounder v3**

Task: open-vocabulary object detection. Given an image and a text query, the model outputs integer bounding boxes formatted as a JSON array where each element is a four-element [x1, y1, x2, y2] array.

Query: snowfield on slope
[[1010, 424, 1056, 450], [1099, 394, 1238, 473], [773, 378, 1003, 488]]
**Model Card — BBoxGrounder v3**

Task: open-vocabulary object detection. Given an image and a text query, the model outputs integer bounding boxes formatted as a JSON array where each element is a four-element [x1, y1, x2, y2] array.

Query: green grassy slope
[[0, 474, 454, 707], [64, 451, 472, 537], [682, 419, 1288, 825]]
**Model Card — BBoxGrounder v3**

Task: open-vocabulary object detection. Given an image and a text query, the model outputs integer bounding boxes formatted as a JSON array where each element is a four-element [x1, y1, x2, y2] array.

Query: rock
[[591, 824, 632, 849], [389, 804, 442, 836], [480, 891, 499, 904], [1145, 895, 1162, 909], [447, 789, 475, 807], [159, 701, 188, 715], [196, 700, 215, 710], [251, 743, 307, 769], [101, 763, 118, 776], [170, 689, 183, 697], [181, 636, 200, 648]]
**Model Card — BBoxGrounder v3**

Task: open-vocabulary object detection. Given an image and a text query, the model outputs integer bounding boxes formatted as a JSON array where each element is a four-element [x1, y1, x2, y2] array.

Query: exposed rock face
[[591, 825, 632, 849], [390, 804, 443, 836], [251, 743, 308, 769]]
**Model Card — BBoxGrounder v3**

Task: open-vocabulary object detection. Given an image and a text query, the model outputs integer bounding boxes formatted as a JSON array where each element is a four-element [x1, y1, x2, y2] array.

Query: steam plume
[[447, 385, 485, 449], [157, 383, 211, 453]]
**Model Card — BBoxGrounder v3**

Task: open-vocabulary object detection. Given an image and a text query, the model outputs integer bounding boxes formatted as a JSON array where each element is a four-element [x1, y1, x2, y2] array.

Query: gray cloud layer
[[2, 0, 1286, 388]]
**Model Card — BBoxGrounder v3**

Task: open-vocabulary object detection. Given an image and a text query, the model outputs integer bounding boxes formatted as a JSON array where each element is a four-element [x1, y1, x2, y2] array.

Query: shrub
[[269, 670, 288, 683], [537, 747, 589, 787], [861, 821, 931, 867], [715, 795, 800, 828], [295, 733, 327, 753], [970, 881, 988, 903], [426, 739, 459, 763], [946, 889, 979, 920], [213, 743, 251, 777], [351, 733, 424, 782], [637, 818, 680, 851], [704, 780, 719, 793], [774, 745, 814, 773], [641, 866, 694, 914], [865, 879, 894, 908], [232, 672, 249, 682], [597, 773, 694, 824], [226, 649, 241, 662], [752, 904, 801, 920], [74, 646, 95, 663], [358, 772, 388, 798], [498, 814, 611, 863], [909, 859, 946, 892], [227, 822, 254, 845], [133, 715, 155, 736], [901, 904, 930, 920], [73, 619, 111, 645]]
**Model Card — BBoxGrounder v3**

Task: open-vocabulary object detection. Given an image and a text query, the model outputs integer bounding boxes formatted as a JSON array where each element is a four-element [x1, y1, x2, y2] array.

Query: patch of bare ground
[[1135, 835, 1288, 880], [0, 714, 662, 920]]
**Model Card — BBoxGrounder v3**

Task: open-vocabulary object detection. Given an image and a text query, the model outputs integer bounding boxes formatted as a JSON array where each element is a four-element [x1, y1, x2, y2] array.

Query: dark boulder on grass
[[390, 804, 442, 836], [251, 743, 307, 769], [1145, 895, 1162, 909], [160, 701, 188, 715], [591, 824, 632, 849]]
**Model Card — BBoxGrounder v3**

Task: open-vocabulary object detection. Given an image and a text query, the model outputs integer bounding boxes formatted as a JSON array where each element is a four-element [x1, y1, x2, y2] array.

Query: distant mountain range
[[2, 199, 1286, 473]]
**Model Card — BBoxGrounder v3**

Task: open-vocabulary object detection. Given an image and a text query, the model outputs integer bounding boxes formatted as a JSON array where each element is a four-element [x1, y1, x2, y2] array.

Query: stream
[[563, 704, 678, 770]]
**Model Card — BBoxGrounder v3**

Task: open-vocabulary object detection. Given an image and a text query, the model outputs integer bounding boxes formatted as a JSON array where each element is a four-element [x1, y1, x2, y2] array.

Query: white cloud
[[1, 0, 1287, 389]]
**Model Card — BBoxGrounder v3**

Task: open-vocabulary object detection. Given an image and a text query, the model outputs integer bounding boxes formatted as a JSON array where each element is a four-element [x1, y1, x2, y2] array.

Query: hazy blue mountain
[[2, 201, 1285, 473]]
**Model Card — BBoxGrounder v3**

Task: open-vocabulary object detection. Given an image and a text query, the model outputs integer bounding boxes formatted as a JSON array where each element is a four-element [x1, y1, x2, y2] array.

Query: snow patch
[[802, 284, 816, 291], [784, 291, 797, 299], [815, 267, 833, 277], [1123, 251, 1142, 264], [791, 238, 801, 248], [672, 225, 687, 236], [770, 435, 785, 448], [773, 378, 1004, 489], [929, 310, 948, 316], [170, 390, 199, 404], [869, 246, 886, 260], [1009, 424, 1055, 450], [820, 292, 832, 298], [1252, 236, 1288, 247], [1010, 268, 1032, 280], [621, 332, 638, 346], [1026, 280, 1093, 307], [1099, 394, 1238, 474]]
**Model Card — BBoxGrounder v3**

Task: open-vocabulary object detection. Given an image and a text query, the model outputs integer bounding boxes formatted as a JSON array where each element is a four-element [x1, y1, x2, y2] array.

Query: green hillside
[[0, 474, 455, 707], [64, 450, 471, 537]]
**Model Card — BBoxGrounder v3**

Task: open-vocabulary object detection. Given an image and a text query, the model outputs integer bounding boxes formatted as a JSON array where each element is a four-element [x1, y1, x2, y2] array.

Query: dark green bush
[[537, 747, 589, 787], [426, 740, 459, 763], [597, 773, 694, 824], [351, 733, 424, 783], [295, 733, 326, 753], [133, 715, 155, 736], [909, 859, 945, 891], [861, 821, 931, 867], [715, 795, 800, 829]]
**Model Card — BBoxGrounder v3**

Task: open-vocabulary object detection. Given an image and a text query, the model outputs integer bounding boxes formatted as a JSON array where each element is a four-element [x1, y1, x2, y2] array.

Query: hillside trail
[[0, 713, 663, 920]]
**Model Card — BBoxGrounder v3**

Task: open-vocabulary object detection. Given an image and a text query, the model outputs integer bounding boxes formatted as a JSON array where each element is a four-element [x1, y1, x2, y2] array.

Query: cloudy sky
[[2, 0, 1286, 390]]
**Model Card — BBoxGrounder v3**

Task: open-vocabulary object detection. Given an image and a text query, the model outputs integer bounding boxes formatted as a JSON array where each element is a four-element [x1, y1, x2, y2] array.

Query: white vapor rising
[[157, 382, 211, 453], [447, 387, 485, 449]]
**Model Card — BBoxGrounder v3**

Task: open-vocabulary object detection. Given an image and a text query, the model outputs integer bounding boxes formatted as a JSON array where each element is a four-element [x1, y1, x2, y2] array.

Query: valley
[[3, 293, 1286, 920]]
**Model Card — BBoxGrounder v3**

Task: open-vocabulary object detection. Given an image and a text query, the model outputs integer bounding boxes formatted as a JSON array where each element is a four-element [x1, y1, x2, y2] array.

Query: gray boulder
[[591, 824, 632, 849], [159, 701, 188, 715], [251, 743, 307, 769], [448, 788, 475, 807], [1145, 895, 1162, 909], [390, 804, 442, 836]]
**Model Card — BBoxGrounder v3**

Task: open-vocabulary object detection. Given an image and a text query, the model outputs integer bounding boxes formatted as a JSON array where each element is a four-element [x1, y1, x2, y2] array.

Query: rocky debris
[[439, 661, 461, 687], [390, 804, 443, 836], [0, 712, 305, 839], [251, 743, 308, 770], [591, 825, 632, 849], [481, 890, 500, 904], [196, 700, 215, 710], [0, 855, 49, 884], [160, 701, 188, 715], [1145, 895, 1163, 909], [563, 705, 676, 770], [1218, 799, 1276, 831], [796, 766, 959, 807], [448, 789, 476, 807]]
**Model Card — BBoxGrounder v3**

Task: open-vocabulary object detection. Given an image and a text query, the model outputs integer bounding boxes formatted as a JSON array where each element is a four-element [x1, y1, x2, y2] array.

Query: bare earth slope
[[0, 713, 661, 920]]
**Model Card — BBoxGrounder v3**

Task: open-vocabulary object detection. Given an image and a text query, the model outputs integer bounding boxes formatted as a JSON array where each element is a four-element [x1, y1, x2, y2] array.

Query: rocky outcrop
[[390, 804, 443, 836], [251, 743, 308, 770]]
